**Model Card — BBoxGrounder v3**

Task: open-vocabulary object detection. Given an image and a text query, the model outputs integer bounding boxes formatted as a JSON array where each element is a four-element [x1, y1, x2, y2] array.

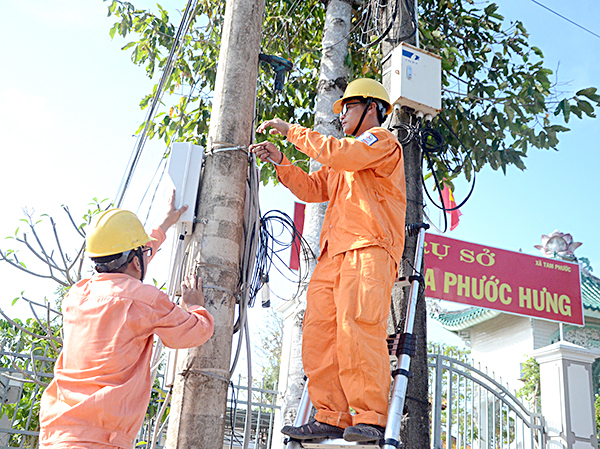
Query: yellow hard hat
[[333, 78, 392, 115], [86, 209, 156, 258]]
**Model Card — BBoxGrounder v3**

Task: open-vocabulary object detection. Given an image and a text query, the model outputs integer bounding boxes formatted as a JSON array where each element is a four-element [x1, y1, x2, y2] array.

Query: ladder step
[[300, 438, 380, 449]]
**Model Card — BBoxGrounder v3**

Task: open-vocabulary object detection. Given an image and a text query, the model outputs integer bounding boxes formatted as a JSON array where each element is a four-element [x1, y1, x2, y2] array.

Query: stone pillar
[[532, 341, 600, 449]]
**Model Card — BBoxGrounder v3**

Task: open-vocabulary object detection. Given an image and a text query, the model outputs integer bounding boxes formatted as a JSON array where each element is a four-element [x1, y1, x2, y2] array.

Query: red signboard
[[424, 233, 584, 326]]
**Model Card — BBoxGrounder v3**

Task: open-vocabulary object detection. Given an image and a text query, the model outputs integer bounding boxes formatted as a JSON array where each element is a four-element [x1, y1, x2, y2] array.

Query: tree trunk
[[381, 0, 430, 446], [165, 0, 265, 447], [277, 0, 352, 435]]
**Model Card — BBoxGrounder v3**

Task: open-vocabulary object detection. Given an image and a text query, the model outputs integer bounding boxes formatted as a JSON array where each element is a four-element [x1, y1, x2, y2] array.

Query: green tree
[[516, 356, 541, 413], [105, 0, 599, 183], [0, 307, 62, 448]]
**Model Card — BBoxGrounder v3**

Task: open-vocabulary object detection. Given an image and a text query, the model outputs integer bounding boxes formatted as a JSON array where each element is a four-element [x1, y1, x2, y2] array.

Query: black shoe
[[281, 420, 344, 440], [343, 423, 385, 442]]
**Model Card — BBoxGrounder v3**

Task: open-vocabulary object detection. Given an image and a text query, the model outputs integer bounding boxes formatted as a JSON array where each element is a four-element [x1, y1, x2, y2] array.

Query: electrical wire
[[254, 210, 315, 303], [424, 115, 477, 212], [357, 0, 417, 49], [391, 111, 477, 233], [114, 0, 200, 208], [530, 0, 600, 40], [242, 319, 253, 449], [134, 51, 207, 227], [262, 0, 305, 50], [228, 381, 245, 447]]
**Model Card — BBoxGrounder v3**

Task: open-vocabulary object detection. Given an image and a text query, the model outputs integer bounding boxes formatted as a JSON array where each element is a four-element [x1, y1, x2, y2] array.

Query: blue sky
[[0, 0, 598, 349]]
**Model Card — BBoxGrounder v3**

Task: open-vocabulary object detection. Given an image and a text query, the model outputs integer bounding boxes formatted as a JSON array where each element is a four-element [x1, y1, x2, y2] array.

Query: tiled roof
[[582, 270, 600, 312], [431, 270, 600, 330], [432, 307, 500, 330]]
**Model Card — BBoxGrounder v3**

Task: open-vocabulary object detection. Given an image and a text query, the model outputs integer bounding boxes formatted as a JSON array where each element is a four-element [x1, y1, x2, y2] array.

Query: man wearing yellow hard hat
[[251, 78, 406, 442], [39, 192, 214, 449]]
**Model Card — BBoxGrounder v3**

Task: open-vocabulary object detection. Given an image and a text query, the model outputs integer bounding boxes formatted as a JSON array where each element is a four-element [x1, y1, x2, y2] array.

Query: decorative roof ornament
[[534, 230, 582, 261]]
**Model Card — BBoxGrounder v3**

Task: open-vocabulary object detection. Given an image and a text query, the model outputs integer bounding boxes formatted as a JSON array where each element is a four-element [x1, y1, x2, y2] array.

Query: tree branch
[[19, 296, 61, 316], [0, 308, 54, 343], [50, 216, 71, 279], [26, 300, 62, 350], [0, 249, 69, 286], [16, 235, 63, 272], [7, 359, 48, 388], [22, 210, 59, 268], [62, 205, 86, 238]]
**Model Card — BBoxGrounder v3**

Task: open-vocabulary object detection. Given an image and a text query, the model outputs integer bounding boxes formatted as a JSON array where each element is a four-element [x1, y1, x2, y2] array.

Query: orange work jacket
[[276, 124, 407, 264], [39, 227, 214, 448]]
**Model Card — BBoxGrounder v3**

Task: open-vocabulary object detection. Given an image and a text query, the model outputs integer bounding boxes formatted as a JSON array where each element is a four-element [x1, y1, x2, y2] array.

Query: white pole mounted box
[[167, 142, 204, 225], [389, 43, 442, 117]]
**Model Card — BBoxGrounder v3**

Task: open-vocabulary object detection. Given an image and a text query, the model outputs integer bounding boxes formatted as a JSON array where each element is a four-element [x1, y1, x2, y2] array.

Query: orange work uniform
[[39, 227, 214, 449], [276, 124, 406, 428]]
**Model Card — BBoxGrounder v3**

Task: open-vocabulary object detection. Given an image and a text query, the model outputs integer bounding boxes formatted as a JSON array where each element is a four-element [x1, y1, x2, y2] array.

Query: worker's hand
[[249, 141, 284, 164], [181, 274, 205, 309], [256, 118, 291, 137], [158, 189, 188, 233]]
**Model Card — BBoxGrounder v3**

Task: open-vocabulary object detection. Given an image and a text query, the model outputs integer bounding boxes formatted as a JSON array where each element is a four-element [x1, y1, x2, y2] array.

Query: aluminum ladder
[[285, 223, 429, 449]]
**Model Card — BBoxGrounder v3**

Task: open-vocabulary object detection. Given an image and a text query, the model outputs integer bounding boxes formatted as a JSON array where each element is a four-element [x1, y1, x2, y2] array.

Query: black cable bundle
[[247, 209, 315, 307], [391, 115, 477, 232]]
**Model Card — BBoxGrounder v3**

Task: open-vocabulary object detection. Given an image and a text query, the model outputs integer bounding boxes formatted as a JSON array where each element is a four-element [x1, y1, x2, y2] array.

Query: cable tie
[[197, 262, 239, 275], [179, 368, 230, 383], [203, 284, 238, 296], [208, 139, 248, 155], [207, 145, 248, 155]]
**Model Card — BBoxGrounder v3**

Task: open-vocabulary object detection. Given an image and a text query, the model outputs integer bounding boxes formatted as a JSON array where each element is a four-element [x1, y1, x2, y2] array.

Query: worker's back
[[39, 270, 214, 448]]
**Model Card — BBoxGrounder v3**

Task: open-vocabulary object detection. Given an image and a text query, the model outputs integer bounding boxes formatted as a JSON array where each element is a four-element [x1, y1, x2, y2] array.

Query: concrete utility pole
[[165, 0, 266, 447], [381, 1, 430, 447]]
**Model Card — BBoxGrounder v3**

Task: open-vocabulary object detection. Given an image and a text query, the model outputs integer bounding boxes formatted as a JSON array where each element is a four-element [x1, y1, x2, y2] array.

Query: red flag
[[289, 202, 306, 270], [442, 186, 462, 231]]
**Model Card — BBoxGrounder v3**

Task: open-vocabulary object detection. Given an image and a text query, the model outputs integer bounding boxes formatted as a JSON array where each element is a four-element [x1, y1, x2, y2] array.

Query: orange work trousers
[[302, 245, 396, 428]]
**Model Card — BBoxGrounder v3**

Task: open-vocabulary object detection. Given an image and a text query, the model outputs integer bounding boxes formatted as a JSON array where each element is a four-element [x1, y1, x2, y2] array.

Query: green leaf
[[109, 23, 118, 39], [121, 41, 137, 51], [576, 87, 597, 98], [577, 99, 596, 117], [108, 0, 117, 16], [563, 101, 571, 122], [531, 46, 543, 58], [571, 105, 582, 119]]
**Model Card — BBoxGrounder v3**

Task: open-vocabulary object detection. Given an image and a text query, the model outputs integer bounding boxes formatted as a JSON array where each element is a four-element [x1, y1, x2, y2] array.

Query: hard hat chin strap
[[351, 98, 373, 137], [135, 248, 146, 282]]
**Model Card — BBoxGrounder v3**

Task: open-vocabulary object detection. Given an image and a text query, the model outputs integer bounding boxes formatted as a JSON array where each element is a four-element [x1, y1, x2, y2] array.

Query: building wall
[[469, 314, 535, 391], [531, 318, 560, 349]]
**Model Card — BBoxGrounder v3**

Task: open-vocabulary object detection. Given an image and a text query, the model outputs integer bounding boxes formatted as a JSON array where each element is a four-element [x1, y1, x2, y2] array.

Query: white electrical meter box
[[389, 43, 442, 117], [167, 142, 204, 225]]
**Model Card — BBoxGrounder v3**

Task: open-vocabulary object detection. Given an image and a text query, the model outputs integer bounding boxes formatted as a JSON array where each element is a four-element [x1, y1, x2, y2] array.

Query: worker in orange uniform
[[250, 78, 406, 442], [39, 192, 215, 449]]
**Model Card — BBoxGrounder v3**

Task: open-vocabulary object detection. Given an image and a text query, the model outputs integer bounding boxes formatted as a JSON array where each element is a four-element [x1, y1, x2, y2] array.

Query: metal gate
[[428, 352, 546, 449]]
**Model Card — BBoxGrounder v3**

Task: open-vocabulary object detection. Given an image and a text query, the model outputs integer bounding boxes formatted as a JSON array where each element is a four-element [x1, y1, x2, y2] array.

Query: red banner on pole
[[289, 202, 306, 271], [424, 233, 584, 326]]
